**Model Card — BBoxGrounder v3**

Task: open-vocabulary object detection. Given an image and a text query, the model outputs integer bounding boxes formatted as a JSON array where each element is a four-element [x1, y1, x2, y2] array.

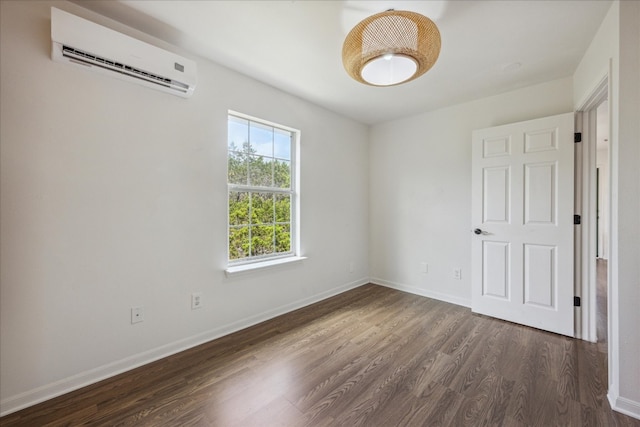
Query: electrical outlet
[[349, 261, 355, 273], [420, 262, 428, 274], [453, 268, 462, 280], [131, 306, 144, 324], [191, 293, 202, 310]]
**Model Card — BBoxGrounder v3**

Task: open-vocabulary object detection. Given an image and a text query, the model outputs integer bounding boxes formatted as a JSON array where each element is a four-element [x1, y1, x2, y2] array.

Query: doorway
[[595, 99, 609, 351], [575, 75, 610, 346]]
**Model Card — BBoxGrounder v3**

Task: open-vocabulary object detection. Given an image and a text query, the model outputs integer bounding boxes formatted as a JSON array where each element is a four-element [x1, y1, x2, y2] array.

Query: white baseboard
[[370, 277, 471, 308], [0, 277, 369, 417], [608, 391, 640, 420]]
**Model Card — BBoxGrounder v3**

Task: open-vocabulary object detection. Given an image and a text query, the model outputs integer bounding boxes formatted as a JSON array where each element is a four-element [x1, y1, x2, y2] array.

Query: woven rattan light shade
[[342, 10, 441, 86]]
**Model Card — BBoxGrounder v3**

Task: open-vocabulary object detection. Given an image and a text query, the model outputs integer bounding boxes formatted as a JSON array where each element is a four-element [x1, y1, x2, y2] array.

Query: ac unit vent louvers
[[51, 7, 196, 97], [61, 45, 188, 93]]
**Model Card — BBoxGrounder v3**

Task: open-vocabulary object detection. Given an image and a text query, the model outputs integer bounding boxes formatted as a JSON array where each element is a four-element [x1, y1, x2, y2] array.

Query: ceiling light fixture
[[342, 10, 441, 87]]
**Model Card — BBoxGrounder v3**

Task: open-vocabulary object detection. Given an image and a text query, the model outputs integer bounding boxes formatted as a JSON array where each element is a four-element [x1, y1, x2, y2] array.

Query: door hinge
[[574, 132, 582, 143], [574, 296, 581, 307], [574, 214, 581, 225]]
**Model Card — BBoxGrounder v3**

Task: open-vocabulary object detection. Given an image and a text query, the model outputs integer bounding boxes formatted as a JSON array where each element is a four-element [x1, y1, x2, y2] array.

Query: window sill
[[225, 256, 307, 277]]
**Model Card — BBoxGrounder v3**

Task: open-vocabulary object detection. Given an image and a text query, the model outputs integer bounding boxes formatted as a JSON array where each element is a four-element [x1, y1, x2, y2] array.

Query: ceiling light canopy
[[342, 10, 441, 87]]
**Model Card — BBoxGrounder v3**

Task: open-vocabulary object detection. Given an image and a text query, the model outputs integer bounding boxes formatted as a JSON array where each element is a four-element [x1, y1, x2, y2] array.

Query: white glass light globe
[[360, 54, 418, 86]]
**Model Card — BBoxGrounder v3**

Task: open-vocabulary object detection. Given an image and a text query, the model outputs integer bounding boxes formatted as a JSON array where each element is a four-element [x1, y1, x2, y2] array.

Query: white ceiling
[[73, 0, 612, 125]]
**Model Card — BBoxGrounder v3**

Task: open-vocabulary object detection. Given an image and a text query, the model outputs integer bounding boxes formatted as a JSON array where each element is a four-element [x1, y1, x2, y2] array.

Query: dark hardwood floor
[[596, 258, 608, 354], [2, 284, 638, 426]]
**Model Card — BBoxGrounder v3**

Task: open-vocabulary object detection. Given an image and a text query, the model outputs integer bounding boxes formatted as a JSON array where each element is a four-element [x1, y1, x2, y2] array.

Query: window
[[227, 112, 298, 265]]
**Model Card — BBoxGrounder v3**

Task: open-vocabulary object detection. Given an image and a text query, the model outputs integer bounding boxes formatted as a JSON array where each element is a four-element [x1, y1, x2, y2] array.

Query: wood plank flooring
[[596, 258, 608, 353], [2, 284, 639, 426]]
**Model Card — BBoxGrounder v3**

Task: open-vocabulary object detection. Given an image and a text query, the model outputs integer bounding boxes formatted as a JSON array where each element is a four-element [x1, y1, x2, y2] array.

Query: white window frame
[[226, 111, 301, 273]]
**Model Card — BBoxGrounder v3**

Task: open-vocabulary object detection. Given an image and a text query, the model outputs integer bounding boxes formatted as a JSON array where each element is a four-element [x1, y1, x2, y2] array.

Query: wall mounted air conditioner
[[51, 7, 197, 98]]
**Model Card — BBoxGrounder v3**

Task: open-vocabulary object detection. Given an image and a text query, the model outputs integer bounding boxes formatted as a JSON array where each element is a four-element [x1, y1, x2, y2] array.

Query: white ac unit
[[51, 7, 197, 98]]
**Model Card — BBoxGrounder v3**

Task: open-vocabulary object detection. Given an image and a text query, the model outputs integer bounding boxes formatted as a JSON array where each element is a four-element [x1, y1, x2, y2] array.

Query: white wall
[[615, 0, 640, 415], [573, 0, 640, 418], [0, 0, 369, 415], [573, 1, 619, 109], [369, 78, 574, 306]]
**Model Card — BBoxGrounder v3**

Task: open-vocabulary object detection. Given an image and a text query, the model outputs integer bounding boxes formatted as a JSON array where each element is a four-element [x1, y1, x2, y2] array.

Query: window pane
[[275, 194, 291, 223], [227, 113, 297, 264], [229, 226, 250, 260], [274, 128, 291, 160], [251, 225, 275, 256], [275, 224, 291, 253], [249, 156, 273, 187], [251, 192, 274, 224], [274, 159, 290, 188], [249, 121, 273, 157], [228, 116, 249, 152], [229, 191, 250, 225], [228, 153, 248, 185]]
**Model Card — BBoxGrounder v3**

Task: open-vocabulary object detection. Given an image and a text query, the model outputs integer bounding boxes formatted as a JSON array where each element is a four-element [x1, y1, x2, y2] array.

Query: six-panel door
[[471, 113, 574, 336]]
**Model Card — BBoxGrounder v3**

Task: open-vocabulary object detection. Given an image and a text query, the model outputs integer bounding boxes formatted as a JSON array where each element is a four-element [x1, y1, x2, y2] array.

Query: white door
[[471, 113, 574, 336]]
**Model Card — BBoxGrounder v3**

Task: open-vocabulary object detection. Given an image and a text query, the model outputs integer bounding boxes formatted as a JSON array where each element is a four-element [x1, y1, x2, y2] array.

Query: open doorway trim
[[576, 65, 620, 416], [576, 73, 609, 343]]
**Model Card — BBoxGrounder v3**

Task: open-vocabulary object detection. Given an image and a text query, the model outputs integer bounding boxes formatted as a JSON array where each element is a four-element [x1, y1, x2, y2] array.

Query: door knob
[[474, 228, 483, 235]]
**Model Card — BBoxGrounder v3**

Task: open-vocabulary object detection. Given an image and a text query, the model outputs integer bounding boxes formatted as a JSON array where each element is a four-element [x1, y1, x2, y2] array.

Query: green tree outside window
[[228, 114, 296, 262]]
